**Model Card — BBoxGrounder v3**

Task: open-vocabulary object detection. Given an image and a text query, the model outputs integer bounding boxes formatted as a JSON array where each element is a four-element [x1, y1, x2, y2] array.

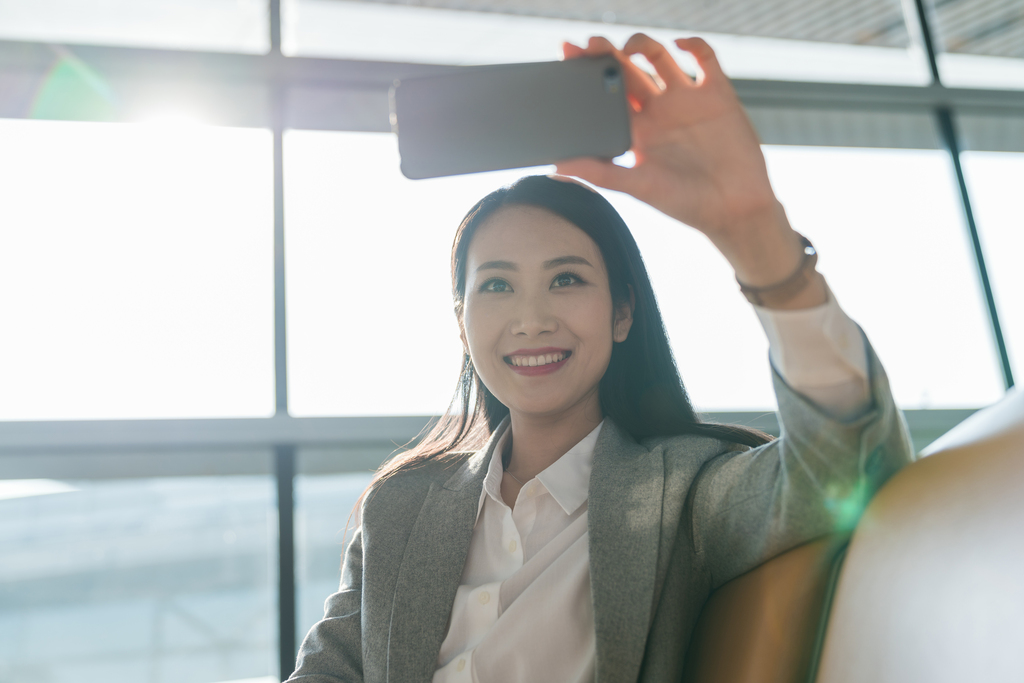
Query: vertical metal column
[[911, 0, 1014, 389], [271, 0, 289, 419], [269, 0, 299, 679], [275, 444, 297, 681], [935, 110, 1015, 389]]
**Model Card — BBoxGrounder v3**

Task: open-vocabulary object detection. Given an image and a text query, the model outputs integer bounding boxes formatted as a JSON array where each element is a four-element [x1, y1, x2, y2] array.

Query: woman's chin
[[504, 394, 598, 423]]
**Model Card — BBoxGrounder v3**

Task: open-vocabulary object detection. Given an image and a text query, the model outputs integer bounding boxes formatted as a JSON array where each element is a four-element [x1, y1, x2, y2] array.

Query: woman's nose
[[510, 293, 558, 337]]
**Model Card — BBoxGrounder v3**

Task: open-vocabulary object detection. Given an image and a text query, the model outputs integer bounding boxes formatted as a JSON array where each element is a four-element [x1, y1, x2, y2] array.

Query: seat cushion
[[816, 386, 1024, 683], [682, 535, 847, 683]]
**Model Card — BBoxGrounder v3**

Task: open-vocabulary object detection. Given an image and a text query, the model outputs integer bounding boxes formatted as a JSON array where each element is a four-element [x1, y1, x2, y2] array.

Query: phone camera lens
[[603, 66, 621, 94]]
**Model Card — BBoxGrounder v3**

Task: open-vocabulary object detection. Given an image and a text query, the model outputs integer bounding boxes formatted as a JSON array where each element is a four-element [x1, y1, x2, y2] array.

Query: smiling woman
[[363, 177, 778, 518], [287, 34, 914, 683]]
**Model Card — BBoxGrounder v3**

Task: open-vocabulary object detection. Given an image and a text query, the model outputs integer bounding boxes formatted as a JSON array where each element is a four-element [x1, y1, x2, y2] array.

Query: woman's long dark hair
[[370, 175, 772, 490]]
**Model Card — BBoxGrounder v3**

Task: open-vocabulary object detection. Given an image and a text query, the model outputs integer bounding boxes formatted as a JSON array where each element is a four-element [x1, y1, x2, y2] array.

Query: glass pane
[[295, 459, 374, 641], [961, 150, 1024, 383], [285, 131, 773, 414], [763, 145, 1005, 408], [0, 467, 277, 683], [284, 130, 546, 417], [601, 194, 778, 411], [283, 0, 929, 85], [0, 0, 270, 54], [286, 133, 1004, 414], [0, 119, 275, 421], [927, 0, 1024, 90]]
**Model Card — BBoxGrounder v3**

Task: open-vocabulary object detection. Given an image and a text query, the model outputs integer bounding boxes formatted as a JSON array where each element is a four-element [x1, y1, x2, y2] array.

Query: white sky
[[283, 132, 1008, 416], [961, 152, 1024, 381], [1, 118, 1009, 421], [0, 119, 276, 421]]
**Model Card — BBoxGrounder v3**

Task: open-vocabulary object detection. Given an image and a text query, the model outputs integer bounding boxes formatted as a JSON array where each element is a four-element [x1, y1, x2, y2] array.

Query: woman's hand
[[557, 35, 825, 305]]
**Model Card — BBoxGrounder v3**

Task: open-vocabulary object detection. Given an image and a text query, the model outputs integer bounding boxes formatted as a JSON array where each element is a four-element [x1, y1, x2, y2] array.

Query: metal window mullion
[[275, 444, 297, 682], [270, 0, 298, 679], [909, 0, 1014, 390], [273, 111, 288, 414], [935, 110, 1014, 389]]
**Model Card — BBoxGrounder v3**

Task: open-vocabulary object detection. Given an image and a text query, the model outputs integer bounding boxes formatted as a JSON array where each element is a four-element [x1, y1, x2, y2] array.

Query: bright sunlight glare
[[134, 107, 210, 128], [0, 479, 79, 501]]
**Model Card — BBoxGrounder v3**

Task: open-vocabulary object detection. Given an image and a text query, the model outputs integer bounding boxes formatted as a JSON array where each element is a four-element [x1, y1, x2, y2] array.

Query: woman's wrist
[[710, 201, 829, 310]]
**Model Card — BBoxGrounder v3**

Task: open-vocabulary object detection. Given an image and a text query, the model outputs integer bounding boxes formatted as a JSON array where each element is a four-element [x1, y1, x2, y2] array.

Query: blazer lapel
[[384, 439, 495, 682], [589, 418, 665, 683]]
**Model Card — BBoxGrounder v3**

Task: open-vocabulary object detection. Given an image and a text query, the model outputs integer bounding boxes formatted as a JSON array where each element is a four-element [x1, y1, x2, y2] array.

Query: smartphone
[[390, 55, 631, 180]]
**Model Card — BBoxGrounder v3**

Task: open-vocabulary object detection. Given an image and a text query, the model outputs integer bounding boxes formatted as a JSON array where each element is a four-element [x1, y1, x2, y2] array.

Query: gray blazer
[[290, 341, 913, 683]]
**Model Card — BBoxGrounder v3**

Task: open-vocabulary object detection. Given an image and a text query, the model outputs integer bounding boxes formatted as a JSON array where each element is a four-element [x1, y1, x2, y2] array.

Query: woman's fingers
[[673, 37, 723, 85], [624, 33, 691, 88], [561, 41, 586, 59]]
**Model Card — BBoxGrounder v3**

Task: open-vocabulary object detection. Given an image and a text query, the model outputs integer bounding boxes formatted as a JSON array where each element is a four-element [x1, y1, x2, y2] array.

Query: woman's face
[[462, 205, 633, 422]]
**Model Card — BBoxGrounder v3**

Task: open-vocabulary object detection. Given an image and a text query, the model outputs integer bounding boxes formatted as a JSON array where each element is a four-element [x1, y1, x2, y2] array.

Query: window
[[0, 119, 275, 420], [0, 462, 277, 682], [284, 130, 545, 416], [0, 0, 270, 54], [961, 149, 1024, 382], [762, 145, 1005, 408], [295, 465, 373, 639]]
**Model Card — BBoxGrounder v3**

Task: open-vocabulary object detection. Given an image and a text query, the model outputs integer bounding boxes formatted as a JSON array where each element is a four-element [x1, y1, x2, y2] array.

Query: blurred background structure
[[0, 0, 1021, 681]]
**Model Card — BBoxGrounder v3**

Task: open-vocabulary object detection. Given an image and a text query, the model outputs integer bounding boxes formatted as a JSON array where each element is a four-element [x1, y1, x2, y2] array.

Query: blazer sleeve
[[288, 527, 365, 682], [690, 332, 915, 589]]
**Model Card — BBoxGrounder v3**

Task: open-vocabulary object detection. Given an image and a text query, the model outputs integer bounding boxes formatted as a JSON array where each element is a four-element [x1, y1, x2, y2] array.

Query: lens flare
[[825, 476, 872, 532], [31, 48, 117, 121]]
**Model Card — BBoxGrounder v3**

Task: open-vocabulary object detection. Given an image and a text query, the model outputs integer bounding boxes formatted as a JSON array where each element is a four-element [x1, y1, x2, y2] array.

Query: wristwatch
[[737, 234, 819, 307]]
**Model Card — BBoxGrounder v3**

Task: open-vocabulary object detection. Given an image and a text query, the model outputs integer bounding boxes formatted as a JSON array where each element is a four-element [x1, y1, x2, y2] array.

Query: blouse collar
[[480, 417, 604, 516]]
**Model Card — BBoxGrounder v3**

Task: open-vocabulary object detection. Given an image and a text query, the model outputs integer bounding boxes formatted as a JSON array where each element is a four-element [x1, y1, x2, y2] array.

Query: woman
[[289, 34, 913, 683]]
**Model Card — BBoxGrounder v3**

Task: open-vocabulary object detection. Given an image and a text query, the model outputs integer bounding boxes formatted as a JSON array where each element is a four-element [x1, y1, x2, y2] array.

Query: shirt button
[[478, 591, 490, 605], [457, 658, 466, 672], [508, 540, 517, 553]]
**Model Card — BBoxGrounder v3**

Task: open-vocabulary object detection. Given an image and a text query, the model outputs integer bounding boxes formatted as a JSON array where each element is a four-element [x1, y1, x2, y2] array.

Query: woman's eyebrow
[[475, 256, 593, 272], [544, 255, 593, 269], [476, 260, 517, 272]]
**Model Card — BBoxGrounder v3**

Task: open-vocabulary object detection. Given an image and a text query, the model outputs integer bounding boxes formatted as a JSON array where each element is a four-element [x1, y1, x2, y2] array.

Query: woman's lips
[[504, 349, 572, 376]]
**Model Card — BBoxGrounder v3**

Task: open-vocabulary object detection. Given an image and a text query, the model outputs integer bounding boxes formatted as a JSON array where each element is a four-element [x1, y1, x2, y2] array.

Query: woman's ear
[[613, 285, 635, 343]]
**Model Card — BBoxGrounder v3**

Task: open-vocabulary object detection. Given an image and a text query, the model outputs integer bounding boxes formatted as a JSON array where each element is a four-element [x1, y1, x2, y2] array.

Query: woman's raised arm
[[556, 34, 827, 311]]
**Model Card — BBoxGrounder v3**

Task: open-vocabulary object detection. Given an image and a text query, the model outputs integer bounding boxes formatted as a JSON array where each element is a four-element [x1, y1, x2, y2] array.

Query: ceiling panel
[[928, 0, 1024, 58], [343, 0, 912, 46]]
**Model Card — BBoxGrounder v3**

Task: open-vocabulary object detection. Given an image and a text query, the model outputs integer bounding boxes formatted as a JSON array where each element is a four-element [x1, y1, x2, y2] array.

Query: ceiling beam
[[2, 38, 1023, 128]]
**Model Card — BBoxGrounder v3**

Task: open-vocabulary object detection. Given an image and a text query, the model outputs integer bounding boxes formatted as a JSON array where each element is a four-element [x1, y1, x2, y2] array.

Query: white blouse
[[433, 290, 870, 683]]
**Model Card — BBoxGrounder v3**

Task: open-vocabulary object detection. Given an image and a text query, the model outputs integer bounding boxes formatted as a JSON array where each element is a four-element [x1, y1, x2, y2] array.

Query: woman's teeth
[[507, 352, 569, 367]]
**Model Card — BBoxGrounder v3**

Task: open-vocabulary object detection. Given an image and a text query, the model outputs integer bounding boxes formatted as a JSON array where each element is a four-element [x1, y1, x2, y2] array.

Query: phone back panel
[[391, 56, 631, 179]]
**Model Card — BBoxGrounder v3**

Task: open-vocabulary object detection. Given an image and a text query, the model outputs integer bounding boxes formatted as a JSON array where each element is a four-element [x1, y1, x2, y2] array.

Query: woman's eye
[[482, 279, 511, 293], [552, 272, 580, 288]]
